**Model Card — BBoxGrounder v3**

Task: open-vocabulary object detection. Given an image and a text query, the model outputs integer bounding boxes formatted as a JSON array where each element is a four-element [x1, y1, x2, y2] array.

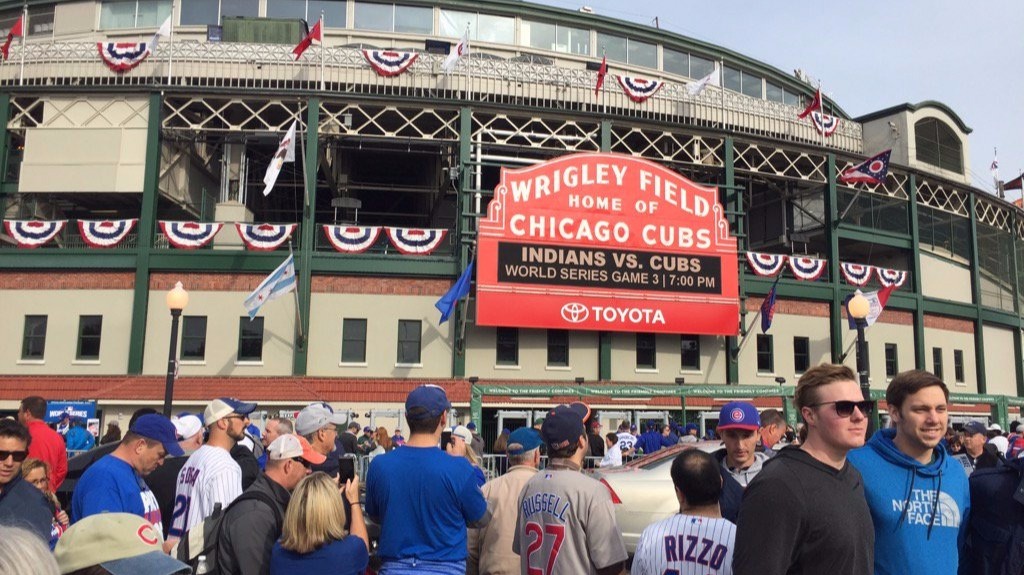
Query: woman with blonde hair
[[20, 458, 68, 546], [271, 472, 369, 574], [451, 426, 487, 486]]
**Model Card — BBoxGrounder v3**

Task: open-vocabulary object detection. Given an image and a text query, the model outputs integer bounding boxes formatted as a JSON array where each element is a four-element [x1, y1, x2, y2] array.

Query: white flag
[[442, 31, 469, 74], [244, 254, 297, 319], [263, 120, 297, 196], [150, 15, 172, 52], [687, 65, 721, 96]]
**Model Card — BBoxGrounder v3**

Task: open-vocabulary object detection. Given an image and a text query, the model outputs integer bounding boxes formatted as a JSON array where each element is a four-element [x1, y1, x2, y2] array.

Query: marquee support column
[[908, 174, 927, 369], [968, 198, 987, 393], [452, 107, 473, 378], [597, 119, 611, 380], [724, 137, 739, 385]]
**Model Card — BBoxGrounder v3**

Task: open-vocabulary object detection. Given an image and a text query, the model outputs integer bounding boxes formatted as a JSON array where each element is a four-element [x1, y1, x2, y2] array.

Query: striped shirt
[[168, 444, 242, 538], [632, 514, 735, 575]]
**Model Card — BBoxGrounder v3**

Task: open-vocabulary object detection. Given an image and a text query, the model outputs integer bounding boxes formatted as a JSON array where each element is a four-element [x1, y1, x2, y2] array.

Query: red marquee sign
[[476, 153, 739, 335]]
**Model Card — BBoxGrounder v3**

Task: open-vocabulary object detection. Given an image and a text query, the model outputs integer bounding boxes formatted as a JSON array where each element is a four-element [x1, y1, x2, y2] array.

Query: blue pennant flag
[[760, 277, 780, 333], [435, 260, 475, 324]]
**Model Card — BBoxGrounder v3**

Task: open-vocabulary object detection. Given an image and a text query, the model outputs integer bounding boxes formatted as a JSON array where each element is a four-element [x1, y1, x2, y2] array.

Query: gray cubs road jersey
[[513, 462, 628, 575], [632, 514, 735, 575]]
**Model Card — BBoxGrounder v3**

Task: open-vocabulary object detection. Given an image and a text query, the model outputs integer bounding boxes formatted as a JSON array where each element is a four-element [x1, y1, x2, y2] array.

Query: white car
[[591, 441, 723, 554]]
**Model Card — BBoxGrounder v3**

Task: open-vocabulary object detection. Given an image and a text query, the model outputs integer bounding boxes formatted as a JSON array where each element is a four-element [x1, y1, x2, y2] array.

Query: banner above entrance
[[476, 153, 739, 335]]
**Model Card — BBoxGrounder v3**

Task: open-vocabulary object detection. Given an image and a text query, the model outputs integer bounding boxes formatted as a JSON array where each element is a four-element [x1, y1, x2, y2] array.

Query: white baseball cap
[[451, 425, 472, 444], [171, 415, 203, 441], [268, 434, 326, 464], [988, 423, 1003, 432], [294, 404, 347, 436], [204, 397, 257, 427]]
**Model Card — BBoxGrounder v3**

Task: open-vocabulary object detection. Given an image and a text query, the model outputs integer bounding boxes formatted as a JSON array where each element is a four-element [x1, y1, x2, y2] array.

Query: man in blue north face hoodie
[[848, 370, 970, 575]]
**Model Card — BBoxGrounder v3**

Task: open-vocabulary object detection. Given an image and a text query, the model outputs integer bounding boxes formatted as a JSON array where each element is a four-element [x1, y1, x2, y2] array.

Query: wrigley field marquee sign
[[476, 153, 739, 335]]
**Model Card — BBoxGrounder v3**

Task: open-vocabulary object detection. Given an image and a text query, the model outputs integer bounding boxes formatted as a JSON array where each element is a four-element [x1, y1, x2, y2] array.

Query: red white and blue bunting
[[385, 227, 447, 255], [877, 268, 908, 288], [811, 111, 840, 137], [235, 223, 296, 251], [745, 252, 787, 277], [616, 76, 665, 103], [361, 49, 419, 77], [159, 221, 223, 249], [97, 42, 151, 73], [4, 219, 65, 248], [78, 219, 136, 248], [788, 256, 827, 281], [840, 262, 874, 286], [323, 225, 381, 254]]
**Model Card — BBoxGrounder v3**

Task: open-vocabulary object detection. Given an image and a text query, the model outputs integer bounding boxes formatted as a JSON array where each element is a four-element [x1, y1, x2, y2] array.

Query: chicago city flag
[[244, 254, 297, 319]]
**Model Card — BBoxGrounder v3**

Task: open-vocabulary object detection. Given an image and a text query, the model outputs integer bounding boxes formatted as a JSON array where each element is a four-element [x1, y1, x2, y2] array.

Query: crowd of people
[[2, 364, 1024, 573]]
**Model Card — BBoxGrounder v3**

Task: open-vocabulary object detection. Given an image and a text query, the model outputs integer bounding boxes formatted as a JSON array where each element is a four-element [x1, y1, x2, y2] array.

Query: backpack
[[173, 490, 282, 575]]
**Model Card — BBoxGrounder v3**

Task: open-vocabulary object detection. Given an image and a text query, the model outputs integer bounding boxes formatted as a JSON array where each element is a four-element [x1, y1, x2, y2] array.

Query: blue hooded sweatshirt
[[847, 428, 970, 575]]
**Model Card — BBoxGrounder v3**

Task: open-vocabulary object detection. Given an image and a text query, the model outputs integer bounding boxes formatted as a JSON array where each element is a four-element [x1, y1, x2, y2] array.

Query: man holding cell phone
[[366, 384, 491, 575]]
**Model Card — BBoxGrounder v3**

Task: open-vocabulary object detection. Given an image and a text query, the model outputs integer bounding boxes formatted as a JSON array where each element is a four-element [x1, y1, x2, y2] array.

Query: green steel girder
[[292, 97, 320, 376], [0, 252, 138, 268], [452, 106, 474, 379], [724, 137, 739, 384], [835, 226, 913, 249], [310, 255, 455, 276], [908, 174, 927, 369], [825, 154, 844, 363], [969, 198, 987, 393]]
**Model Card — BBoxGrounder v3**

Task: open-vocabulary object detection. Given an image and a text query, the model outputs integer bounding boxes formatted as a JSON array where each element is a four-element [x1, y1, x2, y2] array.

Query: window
[[238, 317, 264, 362], [915, 118, 963, 173], [221, 0, 259, 18], [268, 0, 345, 24], [954, 350, 965, 383], [885, 343, 898, 378], [439, 10, 514, 43], [547, 330, 569, 367], [77, 315, 103, 360], [793, 337, 810, 374], [723, 66, 763, 98], [496, 327, 519, 366], [636, 333, 656, 370], [596, 32, 655, 67], [180, 0, 218, 25], [0, 4, 55, 37], [353, 2, 427, 33], [397, 320, 421, 364], [180, 316, 208, 361], [21, 315, 47, 360], [680, 335, 700, 370], [522, 20, 589, 55], [341, 318, 367, 363], [932, 347, 944, 380], [756, 334, 774, 373], [100, 0, 171, 29]]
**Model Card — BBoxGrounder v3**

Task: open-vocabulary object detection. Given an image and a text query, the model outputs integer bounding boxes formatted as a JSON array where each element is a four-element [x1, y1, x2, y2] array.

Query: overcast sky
[[533, 0, 1024, 199]]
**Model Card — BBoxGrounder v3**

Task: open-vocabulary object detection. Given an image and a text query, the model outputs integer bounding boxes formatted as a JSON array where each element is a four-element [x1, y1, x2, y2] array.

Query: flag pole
[[298, 119, 309, 209], [601, 47, 606, 116], [719, 59, 725, 128], [288, 241, 305, 346], [166, 2, 174, 85], [319, 12, 325, 91], [464, 23, 471, 103], [18, 3, 26, 86]]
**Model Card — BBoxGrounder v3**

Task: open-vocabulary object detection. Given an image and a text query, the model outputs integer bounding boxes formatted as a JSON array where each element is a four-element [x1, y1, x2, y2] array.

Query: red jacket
[[26, 419, 67, 491]]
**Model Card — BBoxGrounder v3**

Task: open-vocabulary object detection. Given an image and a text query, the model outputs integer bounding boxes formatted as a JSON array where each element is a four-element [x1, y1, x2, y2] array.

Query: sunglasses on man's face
[[0, 450, 28, 463], [809, 400, 874, 418], [291, 457, 312, 469]]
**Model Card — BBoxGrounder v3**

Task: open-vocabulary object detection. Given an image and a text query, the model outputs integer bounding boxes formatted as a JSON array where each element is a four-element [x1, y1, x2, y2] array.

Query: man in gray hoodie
[[713, 401, 769, 523]]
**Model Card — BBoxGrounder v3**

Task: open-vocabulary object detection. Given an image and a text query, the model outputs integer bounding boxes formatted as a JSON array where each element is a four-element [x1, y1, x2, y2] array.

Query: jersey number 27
[[524, 522, 565, 575]]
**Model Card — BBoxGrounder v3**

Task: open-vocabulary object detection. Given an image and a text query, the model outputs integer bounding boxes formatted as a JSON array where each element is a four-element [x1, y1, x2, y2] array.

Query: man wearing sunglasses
[[847, 370, 970, 575], [734, 364, 874, 575], [218, 433, 324, 575], [0, 419, 56, 542]]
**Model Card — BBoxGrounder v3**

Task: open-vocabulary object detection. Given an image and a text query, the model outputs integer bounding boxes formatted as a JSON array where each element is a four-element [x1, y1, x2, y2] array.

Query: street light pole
[[847, 292, 873, 436], [163, 282, 189, 417]]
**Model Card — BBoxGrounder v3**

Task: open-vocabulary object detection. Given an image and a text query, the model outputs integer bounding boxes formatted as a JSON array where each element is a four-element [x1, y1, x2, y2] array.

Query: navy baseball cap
[[541, 402, 590, 450], [717, 402, 760, 432], [467, 422, 477, 431], [964, 421, 986, 436], [405, 385, 450, 420], [507, 427, 542, 455], [130, 414, 184, 457]]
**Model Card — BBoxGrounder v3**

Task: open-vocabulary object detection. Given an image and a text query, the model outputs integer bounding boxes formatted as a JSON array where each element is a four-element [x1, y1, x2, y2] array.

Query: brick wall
[[0, 271, 134, 289], [924, 314, 974, 334], [744, 298, 830, 317], [311, 276, 452, 295]]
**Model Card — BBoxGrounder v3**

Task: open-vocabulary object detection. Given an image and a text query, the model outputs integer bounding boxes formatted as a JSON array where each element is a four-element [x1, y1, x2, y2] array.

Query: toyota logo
[[561, 302, 589, 323]]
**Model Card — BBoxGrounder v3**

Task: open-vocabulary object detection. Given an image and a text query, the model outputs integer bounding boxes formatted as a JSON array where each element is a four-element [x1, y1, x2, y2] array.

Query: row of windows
[[22, 315, 102, 361], [884, 344, 964, 383], [81, 0, 808, 106]]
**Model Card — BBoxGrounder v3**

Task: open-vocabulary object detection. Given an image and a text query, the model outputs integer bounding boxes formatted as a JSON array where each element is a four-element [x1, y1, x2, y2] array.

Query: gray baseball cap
[[294, 404, 346, 436]]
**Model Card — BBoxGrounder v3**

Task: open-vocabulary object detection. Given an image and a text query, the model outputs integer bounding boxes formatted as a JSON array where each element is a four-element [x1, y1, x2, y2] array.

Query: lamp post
[[163, 281, 189, 416], [847, 292, 873, 435]]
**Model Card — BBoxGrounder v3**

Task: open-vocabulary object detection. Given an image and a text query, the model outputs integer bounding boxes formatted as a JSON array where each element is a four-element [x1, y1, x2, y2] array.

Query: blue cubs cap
[[963, 421, 986, 436], [129, 414, 184, 457], [405, 384, 451, 420], [717, 402, 760, 432], [467, 422, 477, 431], [541, 402, 590, 450], [684, 423, 700, 434], [507, 427, 542, 455]]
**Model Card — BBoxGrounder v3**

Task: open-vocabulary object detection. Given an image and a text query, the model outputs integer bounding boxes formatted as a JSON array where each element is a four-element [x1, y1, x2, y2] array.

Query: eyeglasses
[[0, 450, 28, 463], [291, 457, 312, 469], [808, 400, 874, 418]]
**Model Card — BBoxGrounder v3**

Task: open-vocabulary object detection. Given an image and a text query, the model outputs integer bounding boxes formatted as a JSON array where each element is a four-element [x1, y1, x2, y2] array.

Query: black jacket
[[712, 448, 745, 524], [144, 454, 189, 535], [960, 457, 1024, 575], [218, 473, 289, 575], [0, 474, 55, 543]]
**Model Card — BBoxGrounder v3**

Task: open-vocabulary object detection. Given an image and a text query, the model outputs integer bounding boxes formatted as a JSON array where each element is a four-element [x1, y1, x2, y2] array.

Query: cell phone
[[441, 430, 453, 449]]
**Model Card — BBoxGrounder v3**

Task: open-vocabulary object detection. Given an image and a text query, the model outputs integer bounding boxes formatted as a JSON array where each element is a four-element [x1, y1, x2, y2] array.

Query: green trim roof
[[855, 101, 973, 134]]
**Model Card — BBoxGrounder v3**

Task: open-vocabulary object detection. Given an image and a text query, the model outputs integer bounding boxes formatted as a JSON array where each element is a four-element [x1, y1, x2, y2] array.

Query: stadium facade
[[0, 0, 1019, 440]]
